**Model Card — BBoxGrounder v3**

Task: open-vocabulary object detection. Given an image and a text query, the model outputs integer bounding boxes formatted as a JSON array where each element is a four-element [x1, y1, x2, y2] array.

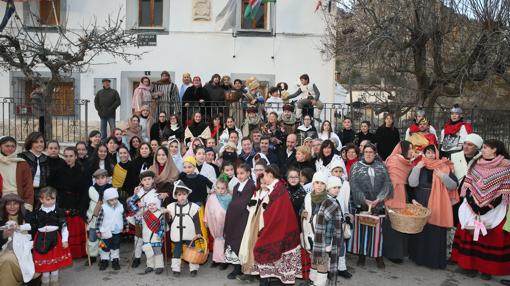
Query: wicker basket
[[357, 205, 381, 227], [388, 204, 432, 234], [182, 236, 209, 265]]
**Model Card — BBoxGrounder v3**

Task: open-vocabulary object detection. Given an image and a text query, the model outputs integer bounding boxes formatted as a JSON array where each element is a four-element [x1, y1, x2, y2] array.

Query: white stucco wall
[[0, 0, 335, 123]]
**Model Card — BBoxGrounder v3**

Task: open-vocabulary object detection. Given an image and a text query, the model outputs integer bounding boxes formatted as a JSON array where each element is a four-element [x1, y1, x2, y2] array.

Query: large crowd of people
[[1, 72, 510, 286]]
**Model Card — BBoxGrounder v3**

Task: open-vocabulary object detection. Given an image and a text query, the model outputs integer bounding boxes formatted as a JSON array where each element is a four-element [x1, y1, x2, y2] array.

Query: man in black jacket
[[94, 79, 121, 141], [278, 133, 297, 175]]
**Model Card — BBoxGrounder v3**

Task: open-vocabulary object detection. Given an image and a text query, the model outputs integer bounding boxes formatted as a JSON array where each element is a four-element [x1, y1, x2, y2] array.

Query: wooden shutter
[[52, 82, 75, 116], [39, 0, 61, 26]]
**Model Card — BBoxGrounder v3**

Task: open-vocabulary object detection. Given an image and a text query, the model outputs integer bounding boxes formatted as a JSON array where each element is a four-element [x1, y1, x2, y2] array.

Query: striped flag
[[244, 0, 275, 21]]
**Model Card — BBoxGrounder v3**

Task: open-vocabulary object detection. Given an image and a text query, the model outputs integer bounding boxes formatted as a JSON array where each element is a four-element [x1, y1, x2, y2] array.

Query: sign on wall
[[137, 34, 157, 47]]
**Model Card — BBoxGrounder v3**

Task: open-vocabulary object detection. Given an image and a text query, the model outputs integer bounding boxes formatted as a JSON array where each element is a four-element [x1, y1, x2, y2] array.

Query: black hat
[[139, 170, 156, 180], [102, 78, 111, 83]]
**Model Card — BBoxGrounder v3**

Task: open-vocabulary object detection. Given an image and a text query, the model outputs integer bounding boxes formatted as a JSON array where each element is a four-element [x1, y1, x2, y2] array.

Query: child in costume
[[96, 188, 128, 271], [85, 169, 112, 265], [127, 170, 160, 268], [204, 176, 232, 269], [301, 172, 329, 285], [311, 176, 348, 286], [166, 180, 203, 277], [29, 187, 72, 286], [141, 196, 166, 274]]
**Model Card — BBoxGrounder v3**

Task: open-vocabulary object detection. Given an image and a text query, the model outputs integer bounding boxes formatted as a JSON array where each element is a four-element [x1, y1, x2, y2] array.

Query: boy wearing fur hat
[[311, 176, 350, 286], [165, 180, 203, 277], [95, 188, 128, 271], [86, 169, 112, 265], [127, 170, 160, 268], [141, 196, 165, 275]]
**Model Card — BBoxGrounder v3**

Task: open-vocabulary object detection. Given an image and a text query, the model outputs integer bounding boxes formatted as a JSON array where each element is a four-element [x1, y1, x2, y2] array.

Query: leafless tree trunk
[[0, 8, 144, 138], [321, 0, 510, 107]]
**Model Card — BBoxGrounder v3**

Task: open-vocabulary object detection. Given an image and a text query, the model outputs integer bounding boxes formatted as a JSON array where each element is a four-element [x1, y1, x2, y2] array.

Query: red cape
[[443, 121, 473, 135], [254, 180, 300, 264]]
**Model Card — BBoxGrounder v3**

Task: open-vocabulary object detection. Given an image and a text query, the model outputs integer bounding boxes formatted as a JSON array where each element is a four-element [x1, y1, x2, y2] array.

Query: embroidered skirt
[[251, 246, 302, 284], [451, 219, 510, 275], [347, 215, 384, 258], [33, 232, 73, 273], [66, 215, 87, 258]]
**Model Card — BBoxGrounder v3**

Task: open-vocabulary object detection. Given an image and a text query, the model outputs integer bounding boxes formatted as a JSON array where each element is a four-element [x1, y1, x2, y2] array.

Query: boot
[[131, 258, 141, 268], [155, 268, 164, 275], [99, 260, 109, 271], [480, 273, 492, 280], [337, 270, 352, 279], [211, 262, 219, 268], [227, 264, 241, 280], [190, 270, 197, 277], [219, 263, 229, 270], [112, 258, 120, 270], [375, 257, 385, 269], [259, 278, 270, 286], [144, 267, 154, 274], [357, 255, 366, 267]]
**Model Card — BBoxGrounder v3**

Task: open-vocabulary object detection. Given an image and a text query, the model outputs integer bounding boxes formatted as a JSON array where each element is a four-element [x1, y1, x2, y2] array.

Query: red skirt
[[66, 215, 87, 258], [33, 232, 73, 273], [451, 220, 510, 275], [301, 248, 311, 280]]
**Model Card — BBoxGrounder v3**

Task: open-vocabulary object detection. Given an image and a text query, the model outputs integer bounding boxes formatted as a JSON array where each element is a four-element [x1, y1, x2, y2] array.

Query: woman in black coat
[[375, 113, 401, 161], [182, 76, 211, 124]]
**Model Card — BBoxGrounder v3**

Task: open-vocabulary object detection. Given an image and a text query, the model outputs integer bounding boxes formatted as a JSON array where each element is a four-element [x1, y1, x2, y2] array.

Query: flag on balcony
[[0, 0, 15, 33], [244, 0, 275, 21]]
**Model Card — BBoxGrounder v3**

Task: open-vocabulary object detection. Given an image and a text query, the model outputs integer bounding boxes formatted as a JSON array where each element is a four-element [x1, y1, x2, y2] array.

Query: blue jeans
[[100, 116, 116, 141]]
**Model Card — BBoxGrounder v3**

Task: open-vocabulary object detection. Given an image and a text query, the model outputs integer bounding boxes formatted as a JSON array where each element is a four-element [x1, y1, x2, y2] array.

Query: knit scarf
[[279, 113, 297, 125], [93, 183, 112, 201], [311, 191, 328, 204], [0, 152, 25, 164], [216, 193, 232, 211], [239, 148, 256, 162], [321, 153, 334, 167], [461, 155, 510, 208]]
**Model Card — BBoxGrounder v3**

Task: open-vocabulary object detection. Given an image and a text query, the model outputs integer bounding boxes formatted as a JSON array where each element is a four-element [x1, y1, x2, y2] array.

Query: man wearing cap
[[95, 78, 121, 141], [152, 71, 181, 117], [440, 104, 473, 158]]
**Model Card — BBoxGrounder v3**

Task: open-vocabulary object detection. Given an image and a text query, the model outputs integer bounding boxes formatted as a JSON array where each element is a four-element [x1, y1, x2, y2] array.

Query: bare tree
[[322, 0, 510, 107], [0, 8, 143, 137]]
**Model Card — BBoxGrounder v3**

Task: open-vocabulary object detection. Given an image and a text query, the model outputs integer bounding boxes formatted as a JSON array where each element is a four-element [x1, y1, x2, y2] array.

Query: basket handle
[[188, 235, 208, 249]]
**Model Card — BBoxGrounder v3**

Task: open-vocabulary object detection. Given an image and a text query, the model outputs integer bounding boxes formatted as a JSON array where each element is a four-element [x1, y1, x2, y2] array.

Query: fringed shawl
[[461, 155, 510, 208]]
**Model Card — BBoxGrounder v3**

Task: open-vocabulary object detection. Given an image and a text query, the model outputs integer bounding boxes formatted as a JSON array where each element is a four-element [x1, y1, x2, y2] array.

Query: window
[[139, 0, 163, 28], [241, 0, 270, 30], [23, 79, 75, 116], [39, 0, 60, 26]]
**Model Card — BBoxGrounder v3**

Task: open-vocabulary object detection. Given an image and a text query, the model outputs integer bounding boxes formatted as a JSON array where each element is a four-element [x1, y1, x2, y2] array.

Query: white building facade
[[1, 0, 335, 123]]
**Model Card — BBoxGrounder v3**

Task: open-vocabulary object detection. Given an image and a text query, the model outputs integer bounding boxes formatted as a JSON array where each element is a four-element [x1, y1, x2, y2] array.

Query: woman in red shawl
[[452, 139, 510, 281], [407, 144, 459, 269], [239, 165, 301, 285], [383, 141, 414, 263], [344, 143, 359, 176]]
